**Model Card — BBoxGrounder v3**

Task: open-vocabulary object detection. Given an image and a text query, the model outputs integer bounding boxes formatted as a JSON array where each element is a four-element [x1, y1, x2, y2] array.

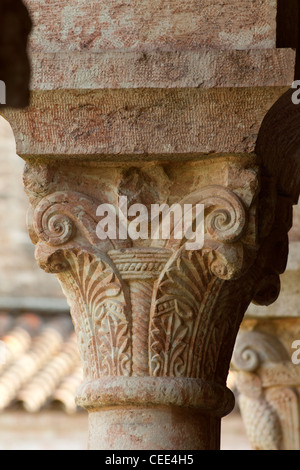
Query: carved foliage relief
[[25, 161, 274, 383], [232, 330, 300, 450]]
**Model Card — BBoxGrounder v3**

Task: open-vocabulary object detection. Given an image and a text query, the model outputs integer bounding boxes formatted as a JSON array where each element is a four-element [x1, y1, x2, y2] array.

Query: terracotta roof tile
[[53, 366, 84, 414], [0, 313, 84, 414], [0, 312, 239, 414]]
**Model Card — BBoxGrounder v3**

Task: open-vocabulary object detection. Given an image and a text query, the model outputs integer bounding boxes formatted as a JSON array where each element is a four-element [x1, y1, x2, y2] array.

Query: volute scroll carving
[[232, 330, 300, 450], [25, 160, 285, 426]]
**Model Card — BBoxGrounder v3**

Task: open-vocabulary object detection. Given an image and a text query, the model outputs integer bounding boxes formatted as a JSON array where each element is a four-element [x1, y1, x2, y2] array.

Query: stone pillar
[[1, 0, 298, 450], [26, 158, 257, 450], [232, 327, 300, 450], [23, 155, 291, 450]]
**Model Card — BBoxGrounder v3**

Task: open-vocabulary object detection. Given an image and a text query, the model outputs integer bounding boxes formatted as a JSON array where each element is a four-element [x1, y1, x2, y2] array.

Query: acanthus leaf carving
[[28, 172, 263, 388], [233, 330, 300, 450], [49, 247, 132, 380], [149, 247, 223, 378]]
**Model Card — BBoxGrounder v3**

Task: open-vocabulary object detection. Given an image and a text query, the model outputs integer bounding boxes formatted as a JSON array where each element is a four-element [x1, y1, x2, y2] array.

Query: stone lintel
[[29, 49, 295, 90], [24, 0, 277, 53], [2, 87, 289, 157]]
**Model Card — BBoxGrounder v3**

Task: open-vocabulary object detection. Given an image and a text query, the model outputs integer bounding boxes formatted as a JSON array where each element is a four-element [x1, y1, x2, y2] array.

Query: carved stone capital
[[232, 329, 300, 450], [23, 157, 291, 449]]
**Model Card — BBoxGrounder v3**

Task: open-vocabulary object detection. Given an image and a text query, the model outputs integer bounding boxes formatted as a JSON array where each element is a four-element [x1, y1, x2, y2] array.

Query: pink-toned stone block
[[29, 49, 296, 90], [2, 87, 289, 157], [24, 0, 277, 53]]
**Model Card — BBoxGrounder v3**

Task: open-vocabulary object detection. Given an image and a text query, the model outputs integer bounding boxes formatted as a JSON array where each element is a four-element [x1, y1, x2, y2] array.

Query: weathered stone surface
[[2, 87, 289, 157], [88, 407, 221, 450], [24, 0, 277, 53], [0, 0, 32, 108], [11, 0, 300, 453], [232, 325, 300, 450], [30, 49, 295, 90], [23, 152, 294, 449]]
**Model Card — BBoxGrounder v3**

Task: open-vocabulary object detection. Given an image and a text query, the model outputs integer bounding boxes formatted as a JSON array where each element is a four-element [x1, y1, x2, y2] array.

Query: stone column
[[1, 0, 297, 450], [232, 327, 300, 450], [22, 155, 291, 450]]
